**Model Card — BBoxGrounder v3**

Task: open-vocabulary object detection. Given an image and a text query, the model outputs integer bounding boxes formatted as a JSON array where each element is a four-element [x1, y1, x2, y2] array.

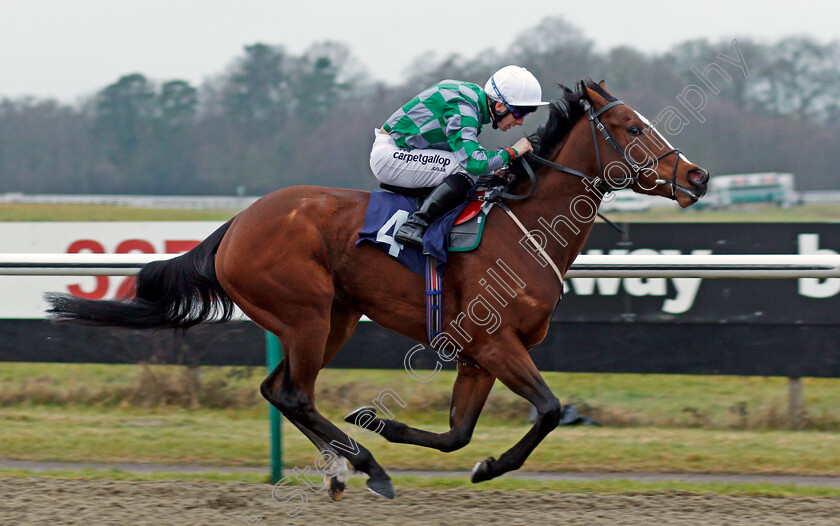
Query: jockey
[[370, 65, 549, 247]]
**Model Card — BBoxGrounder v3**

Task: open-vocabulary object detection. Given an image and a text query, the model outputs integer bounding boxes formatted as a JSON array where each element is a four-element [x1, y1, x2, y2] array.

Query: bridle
[[501, 99, 693, 202], [487, 97, 697, 288]]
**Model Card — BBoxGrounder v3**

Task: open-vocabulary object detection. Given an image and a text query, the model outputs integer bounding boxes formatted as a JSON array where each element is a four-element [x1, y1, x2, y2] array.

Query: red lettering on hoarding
[[67, 239, 201, 300], [65, 238, 201, 300], [66, 240, 109, 299], [115, 239, 156, 299], [116, 239, 156, 254]]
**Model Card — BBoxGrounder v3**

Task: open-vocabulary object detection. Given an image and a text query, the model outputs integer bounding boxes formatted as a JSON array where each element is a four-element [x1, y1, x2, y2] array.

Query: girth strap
[[424, 255, 443, 344]]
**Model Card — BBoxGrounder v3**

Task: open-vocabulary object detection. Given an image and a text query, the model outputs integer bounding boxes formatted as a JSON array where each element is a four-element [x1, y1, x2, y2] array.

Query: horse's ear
[[598, 79, 607, 90], [583, 80, 608, 107]]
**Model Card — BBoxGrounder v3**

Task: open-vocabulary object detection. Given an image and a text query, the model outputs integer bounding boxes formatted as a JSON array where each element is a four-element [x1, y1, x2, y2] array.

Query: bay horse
[[47, 79, 709, 500]]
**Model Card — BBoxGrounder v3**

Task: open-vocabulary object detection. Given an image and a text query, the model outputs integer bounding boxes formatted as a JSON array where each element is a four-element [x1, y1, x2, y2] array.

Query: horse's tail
[[46, 219, 236, 330]]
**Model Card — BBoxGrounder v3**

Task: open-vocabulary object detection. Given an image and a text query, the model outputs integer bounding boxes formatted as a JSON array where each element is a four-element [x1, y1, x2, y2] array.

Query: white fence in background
[[0, 221, 222, 318], [800, 191, 840, 205], [4, 189, 840, 212], [0, 192, 260, 209], [3, 253, 840, 278]]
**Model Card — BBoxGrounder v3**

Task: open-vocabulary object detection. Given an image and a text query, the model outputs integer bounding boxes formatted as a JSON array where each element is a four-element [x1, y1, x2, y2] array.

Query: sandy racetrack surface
[[1, 478, 839, 525]]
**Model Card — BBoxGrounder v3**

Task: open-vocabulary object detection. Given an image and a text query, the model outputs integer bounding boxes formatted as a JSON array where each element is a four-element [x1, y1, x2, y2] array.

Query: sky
[[1, 0, 837, 103]]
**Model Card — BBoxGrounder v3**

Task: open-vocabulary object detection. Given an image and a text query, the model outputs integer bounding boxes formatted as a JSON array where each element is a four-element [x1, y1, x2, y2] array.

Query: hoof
[[366, 477, 395, 499], [327, 475, 346, 501], [344, 406, 377, 426], [470, 456, 496, 483], [326, 456, 348, 502]]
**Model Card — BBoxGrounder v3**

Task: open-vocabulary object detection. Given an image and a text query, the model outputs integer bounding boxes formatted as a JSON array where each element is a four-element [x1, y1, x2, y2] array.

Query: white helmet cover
[[485, 65, 549, 107]]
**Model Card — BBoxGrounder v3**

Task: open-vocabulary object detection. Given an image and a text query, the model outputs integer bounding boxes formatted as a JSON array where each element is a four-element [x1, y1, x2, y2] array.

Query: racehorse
[[47, 79, 709, 500]]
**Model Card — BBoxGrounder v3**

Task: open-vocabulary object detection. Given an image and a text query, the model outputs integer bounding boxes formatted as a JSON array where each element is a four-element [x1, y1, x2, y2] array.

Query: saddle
[[379, 183, 490, 252], [379, 182, 488, 234], [378, 183, 433, 198]]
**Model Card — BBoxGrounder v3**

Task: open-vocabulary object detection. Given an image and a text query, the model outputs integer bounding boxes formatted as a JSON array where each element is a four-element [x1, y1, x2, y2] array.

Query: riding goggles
[[507, 105, 537, 119]]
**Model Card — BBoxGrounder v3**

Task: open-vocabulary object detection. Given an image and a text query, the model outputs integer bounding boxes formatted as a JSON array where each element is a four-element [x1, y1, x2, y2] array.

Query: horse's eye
[[629, 126, 642, 136]]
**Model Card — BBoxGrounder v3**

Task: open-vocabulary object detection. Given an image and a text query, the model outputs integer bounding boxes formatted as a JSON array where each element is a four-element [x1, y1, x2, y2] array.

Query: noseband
[[522, 100, 685, 200]]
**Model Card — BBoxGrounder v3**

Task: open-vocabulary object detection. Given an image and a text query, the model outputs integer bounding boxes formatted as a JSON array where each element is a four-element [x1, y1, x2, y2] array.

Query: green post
[[265, 332, 283, 483]]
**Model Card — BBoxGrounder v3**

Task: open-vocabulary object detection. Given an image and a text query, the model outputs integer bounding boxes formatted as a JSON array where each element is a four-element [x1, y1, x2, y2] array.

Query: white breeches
[[369, 129, 463, 188]]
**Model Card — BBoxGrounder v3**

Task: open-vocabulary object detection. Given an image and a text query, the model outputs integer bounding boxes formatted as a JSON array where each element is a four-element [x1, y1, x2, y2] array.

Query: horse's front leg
[[468, 330, 562, 483], [345, 362, 495, 452]]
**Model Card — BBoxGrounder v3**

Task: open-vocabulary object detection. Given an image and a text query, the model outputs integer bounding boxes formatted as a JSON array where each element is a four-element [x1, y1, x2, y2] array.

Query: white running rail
[[2, 253, 840, 278]]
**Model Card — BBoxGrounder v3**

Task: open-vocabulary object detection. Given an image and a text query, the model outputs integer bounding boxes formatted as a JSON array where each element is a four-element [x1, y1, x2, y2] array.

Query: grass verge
[[1, 404, 839, 476], [2, 364, 838, 430], [1, 365, 838, 476]]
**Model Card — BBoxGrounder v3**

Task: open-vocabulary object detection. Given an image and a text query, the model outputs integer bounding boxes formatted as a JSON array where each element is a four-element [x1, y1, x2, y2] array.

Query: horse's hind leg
[[288, 303, 360, 501], [217, 231, 391, 498], [256, 300, 394, 498], [261, 358, 348, 501], [261, 344, 394, 499], [345, 362, 495, 453]]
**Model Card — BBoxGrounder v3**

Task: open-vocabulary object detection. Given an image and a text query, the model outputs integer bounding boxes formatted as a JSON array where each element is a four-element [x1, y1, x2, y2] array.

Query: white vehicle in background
[[599, 172, 798, 213], [699, 172, 797, 209]]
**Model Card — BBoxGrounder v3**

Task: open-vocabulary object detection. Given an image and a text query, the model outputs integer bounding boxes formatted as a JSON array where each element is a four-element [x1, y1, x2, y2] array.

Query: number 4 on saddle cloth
[[357, 187, 493, 345], [356, 189, 492, 277]]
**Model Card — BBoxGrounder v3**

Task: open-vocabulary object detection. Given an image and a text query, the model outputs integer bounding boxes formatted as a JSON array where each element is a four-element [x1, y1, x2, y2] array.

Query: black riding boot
[[395, 172, 473, 248]]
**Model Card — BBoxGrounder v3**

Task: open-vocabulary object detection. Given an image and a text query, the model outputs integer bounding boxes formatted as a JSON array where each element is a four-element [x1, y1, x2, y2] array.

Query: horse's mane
[[505, 78, 616, 181]]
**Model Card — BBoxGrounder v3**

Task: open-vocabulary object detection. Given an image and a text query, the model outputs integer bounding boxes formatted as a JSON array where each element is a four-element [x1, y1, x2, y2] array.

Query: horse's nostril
[[688, 169, 709, 186]]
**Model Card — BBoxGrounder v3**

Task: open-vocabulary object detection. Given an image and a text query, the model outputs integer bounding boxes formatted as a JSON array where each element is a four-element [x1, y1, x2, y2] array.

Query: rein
[[493, 98, 691, 231], [484, 97, 689, 288], [519, 100, 682, 198], [516, 155, 625, 234], [493, 153, 624, 234]]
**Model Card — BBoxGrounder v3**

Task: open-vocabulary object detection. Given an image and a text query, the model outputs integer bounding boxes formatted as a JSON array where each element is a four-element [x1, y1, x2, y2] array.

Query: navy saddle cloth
[[356, 191, 472, 276]]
